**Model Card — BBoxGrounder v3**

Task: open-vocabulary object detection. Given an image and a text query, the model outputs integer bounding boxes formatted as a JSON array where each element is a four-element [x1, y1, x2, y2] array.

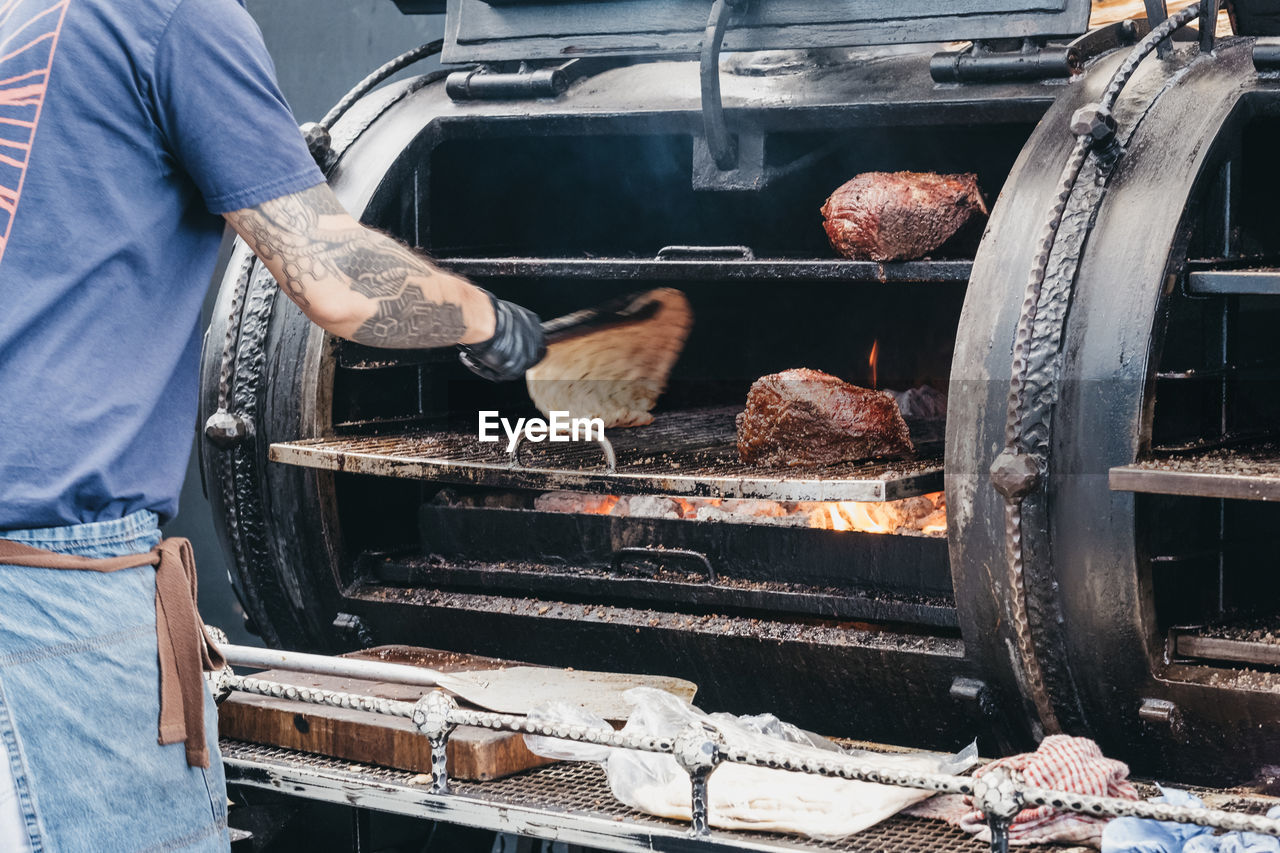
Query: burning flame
[[811, 501, 890, 533], [869, 340, 879, 390], [534, 490, 945, 536]]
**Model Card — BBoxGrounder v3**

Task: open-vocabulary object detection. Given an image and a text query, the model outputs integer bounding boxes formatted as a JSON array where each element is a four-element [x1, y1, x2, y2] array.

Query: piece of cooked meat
[[820, 171, 988, 262], [736, 368, 913, 467]]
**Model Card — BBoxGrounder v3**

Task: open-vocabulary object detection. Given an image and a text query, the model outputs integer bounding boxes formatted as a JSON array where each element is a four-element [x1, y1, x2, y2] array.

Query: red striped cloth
[[954, 736, 1141, 846]]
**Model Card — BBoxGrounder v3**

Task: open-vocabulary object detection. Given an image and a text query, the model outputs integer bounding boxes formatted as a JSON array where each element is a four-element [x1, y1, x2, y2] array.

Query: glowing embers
[[533, 490, 946, 536], [806, 494, 946, 535]]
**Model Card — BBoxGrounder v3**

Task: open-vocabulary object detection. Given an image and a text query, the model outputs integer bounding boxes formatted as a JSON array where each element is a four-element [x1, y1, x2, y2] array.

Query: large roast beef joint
[[195, 0, 1280, 849]]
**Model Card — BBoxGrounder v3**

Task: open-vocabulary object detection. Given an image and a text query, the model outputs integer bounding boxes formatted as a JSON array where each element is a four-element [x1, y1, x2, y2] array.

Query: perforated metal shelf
[[271, 407, 943, 503], [220, 740, 1069, 853]]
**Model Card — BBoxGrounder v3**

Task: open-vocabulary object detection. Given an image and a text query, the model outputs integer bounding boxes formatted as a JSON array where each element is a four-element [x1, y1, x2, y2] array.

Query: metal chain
[[450, 706, 680, 755], [227, 673, 416, 719], [222, 675, 1280, 839]]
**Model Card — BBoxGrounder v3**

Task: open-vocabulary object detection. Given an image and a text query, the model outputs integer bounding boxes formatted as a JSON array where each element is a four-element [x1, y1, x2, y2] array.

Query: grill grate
[[434, 256, 974, 284], [272, 407, 943, 503], [1110, 440, 1280, 501], [221, 740, 1081, 853]]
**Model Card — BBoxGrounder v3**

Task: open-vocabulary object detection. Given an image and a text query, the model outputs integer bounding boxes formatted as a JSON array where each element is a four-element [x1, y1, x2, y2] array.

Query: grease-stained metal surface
[[357, 584, 964, 652], [1110, 441, 1280, 501], [271, 407, 943, 503], [221, 740, 1075, 853], [375, 555, 960, 628], [434, 257, 973, 284]]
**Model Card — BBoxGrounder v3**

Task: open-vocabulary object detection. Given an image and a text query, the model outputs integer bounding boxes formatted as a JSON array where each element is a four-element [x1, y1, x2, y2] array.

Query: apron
[[0, 510, 229, 852]]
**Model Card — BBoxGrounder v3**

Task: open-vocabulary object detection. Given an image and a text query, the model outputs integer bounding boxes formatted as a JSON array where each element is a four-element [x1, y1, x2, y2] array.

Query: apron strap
[[0, 537, 226, 768]]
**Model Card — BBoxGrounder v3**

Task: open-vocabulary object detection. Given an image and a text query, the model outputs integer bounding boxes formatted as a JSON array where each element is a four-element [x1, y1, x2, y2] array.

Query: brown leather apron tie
[[0, 537, 225, 768]]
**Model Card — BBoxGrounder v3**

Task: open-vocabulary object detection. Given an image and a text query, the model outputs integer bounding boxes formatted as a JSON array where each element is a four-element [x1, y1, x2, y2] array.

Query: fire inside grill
[[532, 490, 947, 536]]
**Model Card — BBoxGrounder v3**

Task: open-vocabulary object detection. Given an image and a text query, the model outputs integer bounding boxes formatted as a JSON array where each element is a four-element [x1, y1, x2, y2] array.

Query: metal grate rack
[[221, 741, 1077, 853], [272, 407, 943, 503], [211, 662, 1280, 853], [433, 256, 974, 284]]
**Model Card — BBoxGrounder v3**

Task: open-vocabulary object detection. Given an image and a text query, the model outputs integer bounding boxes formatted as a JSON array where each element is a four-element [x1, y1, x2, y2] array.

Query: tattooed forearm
[[225, 184, 483, 348], [356, 286, 466, 347]]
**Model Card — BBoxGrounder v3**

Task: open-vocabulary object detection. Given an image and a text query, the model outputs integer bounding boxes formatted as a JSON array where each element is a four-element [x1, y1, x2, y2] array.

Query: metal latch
[[445, 58, 617, 101]]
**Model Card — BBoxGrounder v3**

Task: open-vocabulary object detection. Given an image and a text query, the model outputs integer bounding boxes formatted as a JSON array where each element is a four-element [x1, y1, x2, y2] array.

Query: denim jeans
[[0, 510, 229, 852]]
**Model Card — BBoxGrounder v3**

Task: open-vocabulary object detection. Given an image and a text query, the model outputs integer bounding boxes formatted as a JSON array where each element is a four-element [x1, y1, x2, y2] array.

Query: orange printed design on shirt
[[0, 0, 70, 268]]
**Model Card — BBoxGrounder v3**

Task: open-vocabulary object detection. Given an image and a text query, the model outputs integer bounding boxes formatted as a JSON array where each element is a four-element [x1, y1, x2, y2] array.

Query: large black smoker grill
[[201, 0, 1280, 790]]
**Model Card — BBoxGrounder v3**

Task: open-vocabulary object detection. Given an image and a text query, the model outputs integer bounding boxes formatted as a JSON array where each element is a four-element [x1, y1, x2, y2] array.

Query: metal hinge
[[445, 58, 617, 101], [930, 21, 1148, 84]]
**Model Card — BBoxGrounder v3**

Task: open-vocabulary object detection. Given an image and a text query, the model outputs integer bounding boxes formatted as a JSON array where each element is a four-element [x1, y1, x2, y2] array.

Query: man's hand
[[458, 292, 546, 382], [224, 185, 543, 381]]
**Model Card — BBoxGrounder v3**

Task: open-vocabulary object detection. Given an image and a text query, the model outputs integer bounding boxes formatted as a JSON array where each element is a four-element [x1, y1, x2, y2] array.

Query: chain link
[[223, 674, 1280, 839]]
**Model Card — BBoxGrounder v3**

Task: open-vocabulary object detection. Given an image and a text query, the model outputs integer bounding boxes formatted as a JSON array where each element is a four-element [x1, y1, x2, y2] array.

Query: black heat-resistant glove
[[457, 290, 547, 382]]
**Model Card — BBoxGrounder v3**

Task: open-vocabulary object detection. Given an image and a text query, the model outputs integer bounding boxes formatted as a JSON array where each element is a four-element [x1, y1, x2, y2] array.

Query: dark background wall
[[164, 2, 445, 646]]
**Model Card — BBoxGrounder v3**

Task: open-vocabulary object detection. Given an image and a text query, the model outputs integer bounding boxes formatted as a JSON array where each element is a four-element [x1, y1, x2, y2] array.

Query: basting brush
[[526, 287, 693, 428]]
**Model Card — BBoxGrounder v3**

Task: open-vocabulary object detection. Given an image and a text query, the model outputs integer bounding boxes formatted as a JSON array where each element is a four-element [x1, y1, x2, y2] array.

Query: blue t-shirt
[[0, 0, 324, 529]]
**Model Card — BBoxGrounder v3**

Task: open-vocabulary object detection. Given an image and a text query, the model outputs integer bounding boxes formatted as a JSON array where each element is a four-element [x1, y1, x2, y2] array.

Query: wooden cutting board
[[218, 646, 556, 781]]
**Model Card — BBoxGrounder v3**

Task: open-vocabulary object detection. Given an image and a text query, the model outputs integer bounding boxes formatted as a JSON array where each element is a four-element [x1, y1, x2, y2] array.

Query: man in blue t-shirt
[[0, 0, 542, 848]]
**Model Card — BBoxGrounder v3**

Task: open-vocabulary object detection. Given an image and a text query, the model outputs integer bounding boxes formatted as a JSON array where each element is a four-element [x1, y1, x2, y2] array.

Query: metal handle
[[700, 0, 747, 171], [540, 290, 663, 344], [508, 431, 617, 473], [220, 641, 456, 690], [655, 245, 755, 261], [612, 547, 716, 583]]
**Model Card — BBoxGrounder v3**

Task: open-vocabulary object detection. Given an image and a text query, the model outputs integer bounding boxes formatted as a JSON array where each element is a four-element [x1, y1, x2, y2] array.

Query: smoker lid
[[423, 0, 1093, 64]]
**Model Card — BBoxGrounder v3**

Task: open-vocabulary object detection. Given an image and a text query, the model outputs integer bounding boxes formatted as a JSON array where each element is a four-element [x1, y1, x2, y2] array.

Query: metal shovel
[[220, 643, 697, 720]]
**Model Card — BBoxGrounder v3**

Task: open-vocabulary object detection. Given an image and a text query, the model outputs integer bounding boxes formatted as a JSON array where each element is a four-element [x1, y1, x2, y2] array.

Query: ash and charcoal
[[362, 584, 962, 652], [1197, 620, 1280, 646], [1136, 442, 1280, 479]]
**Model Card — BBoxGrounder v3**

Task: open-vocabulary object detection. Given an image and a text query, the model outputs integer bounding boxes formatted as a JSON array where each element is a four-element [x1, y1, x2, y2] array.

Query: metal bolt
[[990, 449, 1041, 500], [299, 122, 336, 172], [1069, 105, 1118, 151], [203, 410, 252, 449]]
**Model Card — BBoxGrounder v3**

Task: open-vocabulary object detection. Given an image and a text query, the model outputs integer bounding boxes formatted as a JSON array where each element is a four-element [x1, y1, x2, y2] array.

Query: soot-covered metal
[[202, 0, 1280, 786]]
